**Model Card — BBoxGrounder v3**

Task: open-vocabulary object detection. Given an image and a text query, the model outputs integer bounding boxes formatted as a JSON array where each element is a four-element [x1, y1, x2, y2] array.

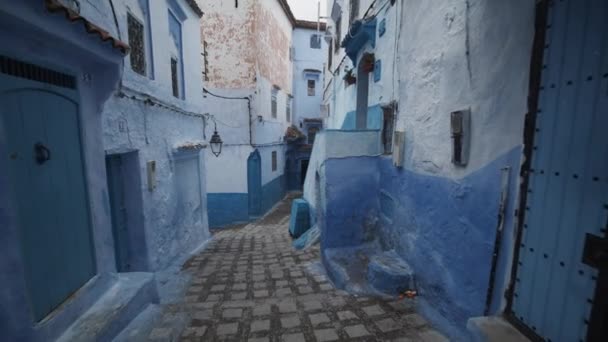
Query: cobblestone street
[[147, 195, 447, 342]]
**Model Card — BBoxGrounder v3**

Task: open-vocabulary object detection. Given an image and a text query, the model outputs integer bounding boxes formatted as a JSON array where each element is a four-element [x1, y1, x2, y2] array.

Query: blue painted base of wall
[[341, 104, 383, 130], [376, 147, 521, 339], [207, 193, 249, 228], [320, 147, 522, 339], [208, 175, 287, 228], [261, 174, 286, 215]]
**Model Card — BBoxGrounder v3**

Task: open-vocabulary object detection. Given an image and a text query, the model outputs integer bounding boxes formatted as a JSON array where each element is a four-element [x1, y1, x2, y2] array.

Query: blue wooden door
[[0, 60, 96, 321], [512, 1, 608, 341], [248, 150, 262, 217]]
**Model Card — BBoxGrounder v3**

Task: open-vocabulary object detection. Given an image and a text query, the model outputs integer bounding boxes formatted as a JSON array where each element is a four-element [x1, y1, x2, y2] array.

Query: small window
[[307, 80, 316, 96], [272, 151, 277, 171], [327, 41, 333, 69], [128, 13, 146, 75], [310, 34, 321, 49], [168, 9, 184, 99], [382, 105, 395, 154], [286, 96, 292, 122], [171, 58, 179, 98], [271, 86, 278, 118]]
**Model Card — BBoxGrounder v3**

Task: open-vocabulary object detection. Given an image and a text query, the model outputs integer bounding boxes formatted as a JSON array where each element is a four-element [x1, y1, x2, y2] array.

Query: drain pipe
[[484, 166, 511, 315]]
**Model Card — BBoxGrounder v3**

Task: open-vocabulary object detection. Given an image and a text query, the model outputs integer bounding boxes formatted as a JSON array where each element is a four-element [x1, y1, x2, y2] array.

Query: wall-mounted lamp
[[209, 120, 223, 157]]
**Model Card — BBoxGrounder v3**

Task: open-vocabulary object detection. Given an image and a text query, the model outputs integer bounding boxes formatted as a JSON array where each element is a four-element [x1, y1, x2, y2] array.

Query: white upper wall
[[292, 27, 327, 125], [116, 0, 204, 112]]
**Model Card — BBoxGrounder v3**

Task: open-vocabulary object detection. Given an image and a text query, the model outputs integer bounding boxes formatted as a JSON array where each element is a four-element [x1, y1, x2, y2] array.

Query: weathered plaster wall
[[396, 0, 534, 179], [0, 1, 124, 340], [199, 0, 256, 88], [102, 0, 209, 272], [255, 0, 293, 93], [317, 0, 536, 338]]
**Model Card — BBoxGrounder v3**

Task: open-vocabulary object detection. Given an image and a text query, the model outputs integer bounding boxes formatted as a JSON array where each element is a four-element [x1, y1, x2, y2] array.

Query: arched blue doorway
[[247, 149, 262, 217]]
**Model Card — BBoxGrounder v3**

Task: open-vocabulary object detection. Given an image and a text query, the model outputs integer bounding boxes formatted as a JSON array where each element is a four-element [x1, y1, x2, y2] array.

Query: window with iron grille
[[271, 86, 278, 118], [349, 0, 359, 26], [307, 79, 316, 96], [272, 151, 277, 171], [310, 34, 321, 49], [171, 58, 179, 97], [334, 17, 341, 52], [128, 13, 146, 76]]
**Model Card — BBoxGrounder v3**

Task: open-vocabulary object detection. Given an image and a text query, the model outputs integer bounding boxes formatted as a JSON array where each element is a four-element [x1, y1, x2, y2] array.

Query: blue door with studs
[[511, 1, 608, 341], [0, 56, 96, 321]]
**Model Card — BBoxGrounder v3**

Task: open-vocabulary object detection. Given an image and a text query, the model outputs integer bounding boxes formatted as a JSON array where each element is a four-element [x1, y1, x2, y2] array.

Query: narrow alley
[[1, 0, 607, 341], [148, 195, 446, 342]]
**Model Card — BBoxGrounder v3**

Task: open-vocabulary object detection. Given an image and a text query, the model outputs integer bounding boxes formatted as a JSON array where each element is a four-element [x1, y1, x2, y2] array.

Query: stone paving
[[149, 195, 448, 342]]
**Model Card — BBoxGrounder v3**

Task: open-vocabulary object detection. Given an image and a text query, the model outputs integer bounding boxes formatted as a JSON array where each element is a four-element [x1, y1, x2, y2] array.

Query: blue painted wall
[[207, 193, 249, 228], [340, 104, 383, 130], [261, 174, 287, 215], [318, 146, 522, 339], [376, 147, 521, 338], [323, 157, 380, 249]]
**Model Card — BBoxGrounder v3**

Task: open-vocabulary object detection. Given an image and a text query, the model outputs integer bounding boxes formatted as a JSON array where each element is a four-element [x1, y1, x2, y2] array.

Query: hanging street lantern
[[209, 121, 223, 157]]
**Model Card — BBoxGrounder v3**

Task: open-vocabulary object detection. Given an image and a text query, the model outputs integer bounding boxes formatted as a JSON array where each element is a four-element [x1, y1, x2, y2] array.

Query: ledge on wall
[[173, 141, 207, 152], [341, 17, 377, 66]]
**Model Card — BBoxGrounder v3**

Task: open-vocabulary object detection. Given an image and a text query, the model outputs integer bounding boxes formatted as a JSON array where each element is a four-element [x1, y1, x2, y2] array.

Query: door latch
[[582, 233, 608, 270], [34, 142, 51, 165]]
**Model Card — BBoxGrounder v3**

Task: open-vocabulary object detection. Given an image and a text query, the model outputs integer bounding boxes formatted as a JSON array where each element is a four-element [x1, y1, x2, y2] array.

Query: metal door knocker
[[34, 142, 51, 165]]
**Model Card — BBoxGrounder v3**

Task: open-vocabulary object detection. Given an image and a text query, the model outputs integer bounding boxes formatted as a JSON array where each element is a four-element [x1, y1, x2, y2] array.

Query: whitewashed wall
[[396, 0, 534, 178], [292, 27, 328, 126], [102, 0, 209, 271]]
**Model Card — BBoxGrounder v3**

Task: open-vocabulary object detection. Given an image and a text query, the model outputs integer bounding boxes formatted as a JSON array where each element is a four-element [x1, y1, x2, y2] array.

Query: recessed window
[[168, 8, 184, 98], [271, 86, 278, 118], [307, 80, 316, 96], [128, 13, 146, 76], [272, 151, 277, 171], [382, 105, 395, 154], [310, 34, 321, 49], [171, 57, 179, 97], [334, 16, 341, 52], [327, 41, 333, 69], [286, 96, 292, 122]]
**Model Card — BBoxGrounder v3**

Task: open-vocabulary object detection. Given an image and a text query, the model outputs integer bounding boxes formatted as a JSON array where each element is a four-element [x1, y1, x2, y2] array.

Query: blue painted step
[[57, 273, 158, 342], [367, 251, 415, 296], [289, 199, 310, 238]]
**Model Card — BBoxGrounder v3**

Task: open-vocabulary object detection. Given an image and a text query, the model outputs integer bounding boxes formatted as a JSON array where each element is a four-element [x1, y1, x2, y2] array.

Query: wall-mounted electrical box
[[147, 160, 157, 191], [393, 131, 405, 168], [450, 109, 471, 166]]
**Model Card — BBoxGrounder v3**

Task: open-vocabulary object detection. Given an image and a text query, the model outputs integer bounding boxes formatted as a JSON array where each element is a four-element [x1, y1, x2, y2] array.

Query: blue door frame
[[0, 56, 96, 321], [248, 149, 262, 217], [507, 1, 608, 341]]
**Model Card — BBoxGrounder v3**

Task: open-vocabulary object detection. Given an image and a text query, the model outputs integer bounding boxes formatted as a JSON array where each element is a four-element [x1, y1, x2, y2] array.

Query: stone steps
[[324, 245, 415, 297], [57, 272, 158, 342]]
